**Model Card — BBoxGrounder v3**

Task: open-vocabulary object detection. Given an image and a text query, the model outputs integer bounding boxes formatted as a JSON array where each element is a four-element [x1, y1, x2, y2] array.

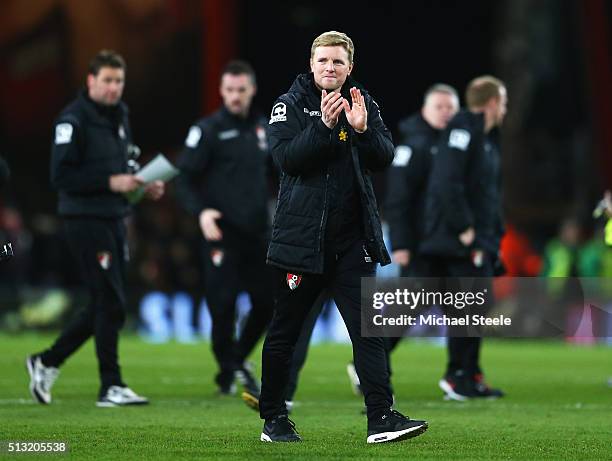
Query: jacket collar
[[289, 73, 368, 102], [78, 89, 127, 126], [219, 104, 258, 126]]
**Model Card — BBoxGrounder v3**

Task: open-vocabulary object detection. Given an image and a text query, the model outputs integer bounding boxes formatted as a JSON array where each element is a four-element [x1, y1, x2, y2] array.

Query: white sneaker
[[346, 362, 363, 396], [96, 386, 149, 407], [26, 355, 59, 404]]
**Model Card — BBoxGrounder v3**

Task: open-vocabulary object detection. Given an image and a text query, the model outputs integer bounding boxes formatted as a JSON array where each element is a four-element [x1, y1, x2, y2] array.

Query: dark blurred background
[[1, 0, 611, 335]]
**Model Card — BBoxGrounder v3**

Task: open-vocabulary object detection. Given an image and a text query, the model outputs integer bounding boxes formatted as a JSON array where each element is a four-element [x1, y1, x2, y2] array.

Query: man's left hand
[[343, 87, 367, 133], [144, 180, 165, 201]]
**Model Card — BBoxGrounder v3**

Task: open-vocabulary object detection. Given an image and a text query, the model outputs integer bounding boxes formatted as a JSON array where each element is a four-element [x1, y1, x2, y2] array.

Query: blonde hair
[[465, 75, 505, 109], [311, 31, 354, 63]]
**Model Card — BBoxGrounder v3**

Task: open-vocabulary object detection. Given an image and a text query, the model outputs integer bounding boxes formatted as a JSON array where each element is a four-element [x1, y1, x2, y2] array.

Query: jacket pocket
[[288, 185, 323, 218]]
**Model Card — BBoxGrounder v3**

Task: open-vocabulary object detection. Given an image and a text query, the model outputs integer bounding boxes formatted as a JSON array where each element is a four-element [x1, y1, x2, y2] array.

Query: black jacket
[[0, 156, 9, 190], [266, 73, 394, 274], [176, 107, 271, 238], [420, 110, 504, 257], [50, 91, 131, 218], [385, 113, 443, 253]]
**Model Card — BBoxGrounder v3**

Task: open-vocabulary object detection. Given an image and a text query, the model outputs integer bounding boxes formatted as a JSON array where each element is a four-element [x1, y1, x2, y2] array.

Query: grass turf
[[0, 334, 611, 460]]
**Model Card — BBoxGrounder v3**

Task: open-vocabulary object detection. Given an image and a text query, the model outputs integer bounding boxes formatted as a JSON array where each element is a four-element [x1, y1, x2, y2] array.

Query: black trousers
[[424, 254, 494, 377], [40, 217, 128, 392], [260, 240, 393, 421], [385, 255, 430, 355], [285, 295, 326, 402], [202, 235, 274, 387]]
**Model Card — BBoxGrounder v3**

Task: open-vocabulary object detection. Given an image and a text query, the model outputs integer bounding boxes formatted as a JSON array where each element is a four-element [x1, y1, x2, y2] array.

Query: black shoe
[[236, 362, 260, 396], [237, 362, 261, 411], [215, 370, 236, 395], [242, 388, 259, 412], [439, 371, 470, 401], [469, 373, 504, 399], [260, 415, 301, 442], [367, 409, 428, 444]]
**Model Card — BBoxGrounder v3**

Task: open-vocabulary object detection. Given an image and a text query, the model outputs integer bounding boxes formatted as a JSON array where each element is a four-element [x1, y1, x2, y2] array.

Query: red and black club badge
[[97, 251, 112, 270], [286, 273, 302, 290]]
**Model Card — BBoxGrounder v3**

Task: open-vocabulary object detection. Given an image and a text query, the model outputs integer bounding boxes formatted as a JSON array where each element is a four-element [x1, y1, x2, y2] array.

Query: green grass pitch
[[1, 334, 611, 460]]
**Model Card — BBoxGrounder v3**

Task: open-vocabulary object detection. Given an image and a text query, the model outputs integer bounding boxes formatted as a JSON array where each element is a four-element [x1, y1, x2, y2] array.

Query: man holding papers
[[27, 50, 164, 407]]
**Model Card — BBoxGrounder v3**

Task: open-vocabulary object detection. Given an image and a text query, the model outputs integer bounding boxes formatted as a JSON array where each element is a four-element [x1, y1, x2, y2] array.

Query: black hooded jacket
[[385, 113, 443, 253], [266, 73, 394, 274], [0, 156, 9, 190]]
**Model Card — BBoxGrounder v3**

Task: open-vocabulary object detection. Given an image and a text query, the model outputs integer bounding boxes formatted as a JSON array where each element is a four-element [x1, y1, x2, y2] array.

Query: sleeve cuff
[[95, 175, 111, 192], [354, 127, 374, 143], [314, 119, 333, 138]]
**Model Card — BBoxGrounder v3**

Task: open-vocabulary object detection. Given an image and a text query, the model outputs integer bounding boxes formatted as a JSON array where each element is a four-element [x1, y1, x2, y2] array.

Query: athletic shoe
[[469, 373, 504, 399], [366, 409, 428, 444], [439, 371, 470, 401], [217, 383, 237, 396], [260, 415, 301, 442], [215, 370, 236, 395], [235, 362, 260, 396], [96, 386, 149, 407], [242, 390, 294, 416], [241, 388, 259, 412], [346, 362, 363, 396], [26, 355, 59, 404]]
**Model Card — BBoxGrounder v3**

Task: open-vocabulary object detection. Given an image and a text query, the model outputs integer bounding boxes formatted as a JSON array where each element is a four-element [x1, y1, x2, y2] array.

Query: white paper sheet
[[126, 153, 180, 203]]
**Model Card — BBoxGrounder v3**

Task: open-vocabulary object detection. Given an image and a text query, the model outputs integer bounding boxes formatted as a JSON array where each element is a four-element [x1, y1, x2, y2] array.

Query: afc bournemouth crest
[[255, 125, 268, 150], [471, 250, 484, 268], [97, 251, 112, 270], [286, 273, 302, 290], [210, 249, 225, 267]]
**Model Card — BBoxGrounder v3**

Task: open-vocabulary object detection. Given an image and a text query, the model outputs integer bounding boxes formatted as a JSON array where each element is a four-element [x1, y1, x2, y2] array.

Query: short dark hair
[[88, 50, 126, 76], [221, 60, 256, 85]]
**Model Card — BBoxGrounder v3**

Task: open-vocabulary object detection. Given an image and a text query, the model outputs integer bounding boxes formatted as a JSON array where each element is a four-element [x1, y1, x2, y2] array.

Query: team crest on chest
[[255, 125, 268, 150]]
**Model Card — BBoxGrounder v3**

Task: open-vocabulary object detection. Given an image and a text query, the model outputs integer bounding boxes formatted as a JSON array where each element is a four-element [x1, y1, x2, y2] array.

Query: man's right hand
[[392, 249, 411, 267], [459, 226, 476, 247], [199, 208, 223, 241], [109, 174, 143, 193], [321, 90, 344, 129]]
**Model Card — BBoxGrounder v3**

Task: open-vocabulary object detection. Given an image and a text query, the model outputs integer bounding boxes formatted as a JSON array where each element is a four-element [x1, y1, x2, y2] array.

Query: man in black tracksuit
[[384, 83, 459, 345], [258, 31, 428, 444], [420, 75, 508, 401], [27, 50, 164, 407], [0, 156, 8, 189], [176, 61, 273, 397]]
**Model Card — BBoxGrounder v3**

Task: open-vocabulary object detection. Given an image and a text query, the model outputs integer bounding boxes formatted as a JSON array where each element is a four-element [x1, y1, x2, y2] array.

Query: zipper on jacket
[[317, 171, 330, 252]]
